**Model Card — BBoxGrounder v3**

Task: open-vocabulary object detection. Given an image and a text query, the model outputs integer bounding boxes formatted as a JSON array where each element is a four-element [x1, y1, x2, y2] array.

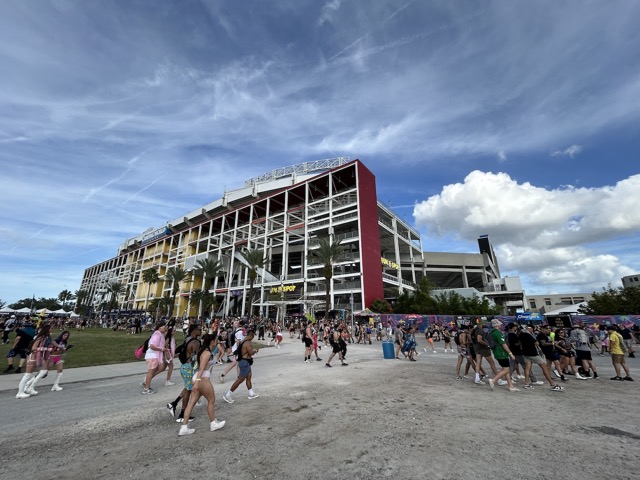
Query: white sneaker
[[277, 344, 280, 349], [26, 388, 38, 396], [16, 392, 31, 399], [51, 385, 63, 392], [533, 381, 545, 385], [165, 380, 175, 386], [497, 379, 507, 386], [488, 379, 495, 390], [210, 419, 225, 431], [248, 393, 260, 400], [223, 393, 234, 404], [474, 379, 486, 385], [178, 425, 195, 436]]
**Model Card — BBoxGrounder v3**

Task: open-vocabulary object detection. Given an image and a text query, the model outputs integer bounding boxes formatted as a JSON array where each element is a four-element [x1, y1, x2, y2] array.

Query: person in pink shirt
[[141, 321, 168, 394]]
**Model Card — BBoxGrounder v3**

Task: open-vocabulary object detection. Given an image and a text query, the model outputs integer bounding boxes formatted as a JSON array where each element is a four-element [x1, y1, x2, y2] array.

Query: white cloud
[[413, 171, 640, 292], [552, 144, 582, 158]]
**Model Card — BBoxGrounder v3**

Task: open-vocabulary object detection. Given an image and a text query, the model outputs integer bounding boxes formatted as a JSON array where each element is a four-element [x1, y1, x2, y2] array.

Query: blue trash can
[[382, 340, 395, 359]]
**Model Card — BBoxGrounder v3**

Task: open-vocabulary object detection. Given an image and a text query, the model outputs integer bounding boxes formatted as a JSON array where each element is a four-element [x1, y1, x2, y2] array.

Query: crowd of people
[[3, 311, 638, 436], [2, 316, 72, 398]]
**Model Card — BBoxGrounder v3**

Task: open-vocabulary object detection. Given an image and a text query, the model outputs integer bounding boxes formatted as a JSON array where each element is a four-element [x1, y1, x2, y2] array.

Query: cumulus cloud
[[413, 172, 640, 292]]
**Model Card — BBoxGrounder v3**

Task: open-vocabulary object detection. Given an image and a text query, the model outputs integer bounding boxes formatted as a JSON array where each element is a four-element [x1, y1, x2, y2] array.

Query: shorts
[[496, 358, 510, 368], [146, 358, 162, 370], [7, 348, 28, 359], [238, 359, 252, 378], [475, 347, 492, 358], [457, 345, 468, 356], [180, 363, 194, 391], [304, 338, 313, 348], [50, 355, 63, 365], [612, 354, 626, 364], [576, 350, 593, 362], [332, 344, 341, 354], [544, 351, 559, 362], [624, 339, 633, 349], [523, 355, 545, 366], [276, 333, 283, 340]]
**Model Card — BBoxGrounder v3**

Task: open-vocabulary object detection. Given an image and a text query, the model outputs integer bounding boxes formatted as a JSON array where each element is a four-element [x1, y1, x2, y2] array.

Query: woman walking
[[165, 326, 176, 386], [16, 324, 59, 398], [49, 330, 71, 391], [179, 333, 225, 436]]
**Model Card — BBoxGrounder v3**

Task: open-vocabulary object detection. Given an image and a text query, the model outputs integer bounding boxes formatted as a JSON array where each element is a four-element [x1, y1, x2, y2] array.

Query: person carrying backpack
[[141, 321, 169, 394], [167, 324, 202, 422], [471, 321, 499, 385]]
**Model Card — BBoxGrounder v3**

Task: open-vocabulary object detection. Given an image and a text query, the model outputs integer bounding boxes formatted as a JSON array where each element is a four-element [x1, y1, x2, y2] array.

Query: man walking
[[569, 322, 599, 379]]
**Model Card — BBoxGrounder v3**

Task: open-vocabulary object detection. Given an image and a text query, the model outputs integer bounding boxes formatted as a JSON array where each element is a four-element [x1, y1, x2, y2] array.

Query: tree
[[391, 279, 501, 315], [579, 285, 640, 315], [141, 267, 160, 311], [57, 289, 75, 310], [74, 289, 89, 315], [106, 281, 125, 312], [193, 258, 223, 318], [165, 266, 190, 318], [0, 299, 5, 309], [308, 236, 346, 320], [240, 249, 266, 317], [370, 298, 392, 313]]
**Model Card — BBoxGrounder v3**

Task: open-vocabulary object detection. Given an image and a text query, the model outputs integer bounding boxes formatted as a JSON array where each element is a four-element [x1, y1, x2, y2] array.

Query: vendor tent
[[70, 311, 80, 318], [53, 308, 69, 316], [0, 306, 15, 314], [15, 307, 32, 314], [543, 302, 588, 316], [37, 308, 53, 315]]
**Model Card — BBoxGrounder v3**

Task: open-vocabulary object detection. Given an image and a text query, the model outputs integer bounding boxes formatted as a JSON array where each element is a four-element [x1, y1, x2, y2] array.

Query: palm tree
[[74, 289, 88, 314], [141, 267, 160, 311], [240, 249, 266, 317], [57, 289, 75, 310], [106, 281, 125, 312], [165, 266, 190, 318], [308, 235, 346, 321], [193, 258, 223, 318]]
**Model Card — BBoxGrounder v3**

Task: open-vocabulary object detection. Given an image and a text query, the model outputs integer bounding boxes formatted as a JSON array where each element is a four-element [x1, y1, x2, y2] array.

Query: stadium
[[79, 158, 508, 319]]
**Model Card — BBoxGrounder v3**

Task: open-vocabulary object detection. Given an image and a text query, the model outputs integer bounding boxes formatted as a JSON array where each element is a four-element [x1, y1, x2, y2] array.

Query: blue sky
[[1, 0, 639, 305]]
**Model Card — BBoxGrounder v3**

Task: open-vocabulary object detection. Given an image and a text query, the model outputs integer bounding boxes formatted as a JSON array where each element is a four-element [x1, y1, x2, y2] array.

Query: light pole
[[350, 293, 354, 332]]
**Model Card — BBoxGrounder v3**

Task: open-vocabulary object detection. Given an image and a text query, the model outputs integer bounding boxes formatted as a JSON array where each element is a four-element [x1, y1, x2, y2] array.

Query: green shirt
[[491, 329, 508, 359]]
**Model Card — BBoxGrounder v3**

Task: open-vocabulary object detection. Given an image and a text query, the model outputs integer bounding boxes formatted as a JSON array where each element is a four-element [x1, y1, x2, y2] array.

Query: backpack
[[615, 332, 628, 354], [176, 337, 198, 364], [484, 328, 497, 349], [134, 336, 151, 359], [454, 331, 461, 346]]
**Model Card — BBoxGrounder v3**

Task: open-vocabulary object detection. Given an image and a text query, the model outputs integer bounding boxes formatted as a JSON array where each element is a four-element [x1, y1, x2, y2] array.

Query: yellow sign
[[270, 285, 297, 294], [381, 257, 399, 270]]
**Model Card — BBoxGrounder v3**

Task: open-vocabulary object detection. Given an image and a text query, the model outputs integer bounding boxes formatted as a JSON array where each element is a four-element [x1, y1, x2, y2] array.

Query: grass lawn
[[0, 328, 188, 369], [0, 327, 272, 370]]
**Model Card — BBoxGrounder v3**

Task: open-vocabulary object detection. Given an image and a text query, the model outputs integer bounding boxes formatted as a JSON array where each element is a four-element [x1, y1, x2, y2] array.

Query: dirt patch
[[1, 345, 639, 480]]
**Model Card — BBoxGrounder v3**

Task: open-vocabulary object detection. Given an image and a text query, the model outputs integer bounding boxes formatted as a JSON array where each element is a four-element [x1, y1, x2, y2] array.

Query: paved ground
[[1, 338, 639, 480]]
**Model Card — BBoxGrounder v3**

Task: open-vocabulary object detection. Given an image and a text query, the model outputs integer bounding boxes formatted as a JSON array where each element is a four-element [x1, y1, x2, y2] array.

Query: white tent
[[70, 311, 80, 318], [53, 308, 69, 316], [15, 307, 32, 314], [543, 302, 588, 316], [0, 306, 15, 314], [37, 308, 53, 315]]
